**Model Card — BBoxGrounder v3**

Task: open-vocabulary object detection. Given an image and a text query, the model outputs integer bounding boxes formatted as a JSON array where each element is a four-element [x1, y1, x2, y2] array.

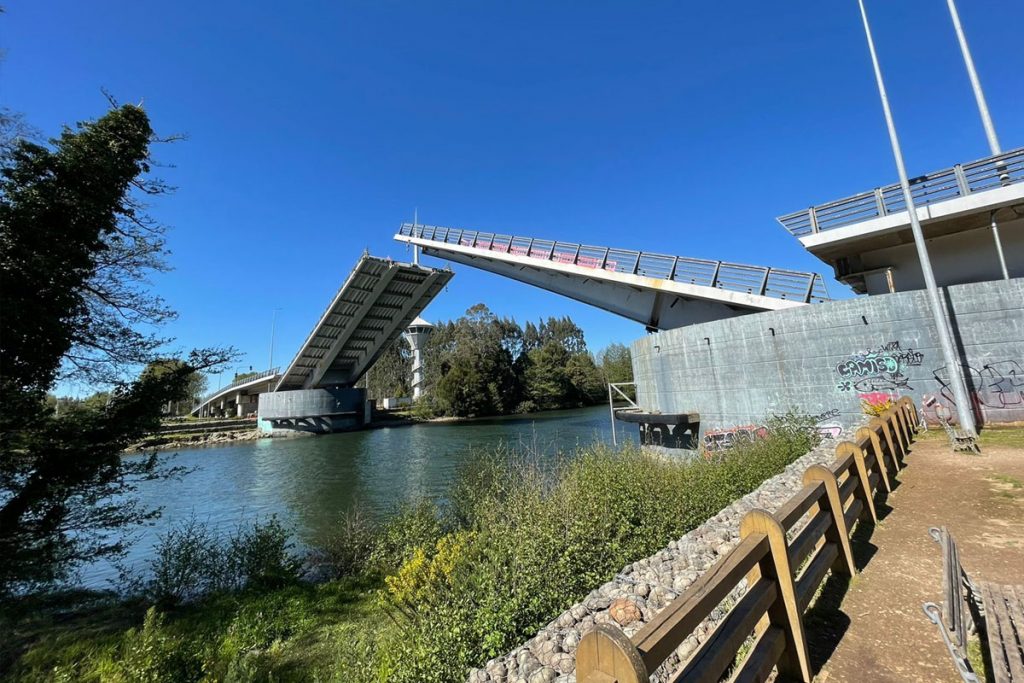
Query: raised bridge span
[[394, 223, 829, 330], [192, 254, 452, 417]]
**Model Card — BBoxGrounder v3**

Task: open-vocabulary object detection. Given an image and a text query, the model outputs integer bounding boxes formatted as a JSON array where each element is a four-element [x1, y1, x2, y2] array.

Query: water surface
[[90, 405, 635, 587]]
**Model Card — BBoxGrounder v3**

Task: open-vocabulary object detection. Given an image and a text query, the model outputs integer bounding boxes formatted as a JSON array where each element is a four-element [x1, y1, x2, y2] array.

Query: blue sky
[[3, 1, 1022, 389]]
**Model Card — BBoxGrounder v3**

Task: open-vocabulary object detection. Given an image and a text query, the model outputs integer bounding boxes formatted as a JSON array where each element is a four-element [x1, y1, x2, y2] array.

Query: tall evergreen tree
[[0, 104, 229, 593]]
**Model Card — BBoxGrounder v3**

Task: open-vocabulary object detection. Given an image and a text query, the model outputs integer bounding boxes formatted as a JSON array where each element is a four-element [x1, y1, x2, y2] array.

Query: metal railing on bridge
[[399, 223, 830, 304], [199, 367, 279, 405], [777, 147, 1024, 237]]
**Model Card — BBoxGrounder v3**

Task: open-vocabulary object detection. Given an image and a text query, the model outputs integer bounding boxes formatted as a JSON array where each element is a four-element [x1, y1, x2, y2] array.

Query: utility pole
[[856, 0, 978, 442]]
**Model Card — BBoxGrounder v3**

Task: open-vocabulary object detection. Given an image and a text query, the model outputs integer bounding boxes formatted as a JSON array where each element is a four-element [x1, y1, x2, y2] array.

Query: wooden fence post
[[576, 624, 647, 683], [898, 396, 920, 433], [803, 465, 857, 576], [835, 441, 878, 523], [855, 426, 895, 492], [869, 416, 902, 469], [740, 510, 813, 683], [884, 408, 910, 459]]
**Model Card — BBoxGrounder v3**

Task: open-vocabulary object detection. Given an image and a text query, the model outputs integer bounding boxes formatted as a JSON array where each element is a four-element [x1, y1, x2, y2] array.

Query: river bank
[[3, 414, 819, 682], [128, 402, 625, 453]]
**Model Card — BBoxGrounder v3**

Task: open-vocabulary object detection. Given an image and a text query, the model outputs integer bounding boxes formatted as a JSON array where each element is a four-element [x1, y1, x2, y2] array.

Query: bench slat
[[980, 581, 1024, 683]]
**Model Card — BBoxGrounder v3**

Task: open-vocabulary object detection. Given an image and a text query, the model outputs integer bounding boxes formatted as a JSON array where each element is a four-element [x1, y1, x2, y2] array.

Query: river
[[87, 405, 635, 588]]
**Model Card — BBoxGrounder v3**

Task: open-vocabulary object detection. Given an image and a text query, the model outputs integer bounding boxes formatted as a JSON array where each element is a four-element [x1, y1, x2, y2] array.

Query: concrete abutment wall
[[631, 278, 1024, 446]]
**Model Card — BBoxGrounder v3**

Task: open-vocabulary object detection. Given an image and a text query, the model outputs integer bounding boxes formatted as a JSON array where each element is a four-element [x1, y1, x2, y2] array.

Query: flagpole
[[855, 0, 978, 442]]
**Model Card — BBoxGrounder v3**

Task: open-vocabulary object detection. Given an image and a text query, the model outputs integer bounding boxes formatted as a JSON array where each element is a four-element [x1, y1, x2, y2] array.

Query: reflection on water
[[87, 405, 635, 588]]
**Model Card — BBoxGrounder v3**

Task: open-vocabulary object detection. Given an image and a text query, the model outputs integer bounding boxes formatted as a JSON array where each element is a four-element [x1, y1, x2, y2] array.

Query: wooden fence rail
[[577, 398, 921, 683]]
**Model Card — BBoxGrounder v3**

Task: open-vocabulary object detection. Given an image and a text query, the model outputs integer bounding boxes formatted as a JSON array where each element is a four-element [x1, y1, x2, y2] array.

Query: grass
[[2, 577, 383, 683], [917, 424, 1024, 450], [967, 635, 988, 683], [991, 473, 1023, 488]]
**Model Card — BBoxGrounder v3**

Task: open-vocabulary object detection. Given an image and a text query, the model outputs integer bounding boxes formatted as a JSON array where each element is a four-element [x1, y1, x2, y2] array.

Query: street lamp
[[855, 0, 978, 443], [945, 0, 1001, 156], [943, 0, 1010, 280], [269, 308, 282, 370]]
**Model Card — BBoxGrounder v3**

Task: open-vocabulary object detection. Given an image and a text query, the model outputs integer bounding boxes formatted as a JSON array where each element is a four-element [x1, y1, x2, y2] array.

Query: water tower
[[404, 317, 434, 400]]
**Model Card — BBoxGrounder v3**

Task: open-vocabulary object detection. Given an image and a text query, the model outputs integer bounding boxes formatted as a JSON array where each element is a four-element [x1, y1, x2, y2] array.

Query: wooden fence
[[576, 397, 920, 683]]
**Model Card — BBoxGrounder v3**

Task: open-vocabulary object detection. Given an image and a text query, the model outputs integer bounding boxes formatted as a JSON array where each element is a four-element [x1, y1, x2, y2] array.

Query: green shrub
[[374, 413, 820, 681], [364, 500, 446, 576], [222, 516, 303, 591], [318, 507, 379, 577], [102, 607, 203, 682], [146, 516, 302, 605], [147, 517, 222, 606]]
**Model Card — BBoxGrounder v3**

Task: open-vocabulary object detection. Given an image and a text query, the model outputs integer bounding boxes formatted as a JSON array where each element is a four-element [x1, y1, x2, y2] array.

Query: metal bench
[[924, 526, 1024, 682]]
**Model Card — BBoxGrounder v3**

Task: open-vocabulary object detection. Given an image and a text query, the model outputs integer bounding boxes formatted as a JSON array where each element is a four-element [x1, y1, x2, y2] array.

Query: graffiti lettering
[[928, 360, 1024, 419], [835, 340, 923, 393], [811, 408, 840, 423], [816, 424, 842, 439], [702, 424, 768, 452], [835, 354, 898, 378]]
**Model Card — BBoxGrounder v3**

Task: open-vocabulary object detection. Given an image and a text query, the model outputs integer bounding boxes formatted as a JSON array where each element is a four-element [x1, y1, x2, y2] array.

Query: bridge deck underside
[[275, 256, 452, 391], [396, 225, 825, 329]]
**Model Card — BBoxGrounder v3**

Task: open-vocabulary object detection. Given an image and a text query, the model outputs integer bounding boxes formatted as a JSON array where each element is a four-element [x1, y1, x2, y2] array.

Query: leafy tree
[[422, 305, 520, 417], [144, 359, 208, 415], [597, 342, 633, 385], [419, 307, 604, 417], [0, 104, 230, 593]]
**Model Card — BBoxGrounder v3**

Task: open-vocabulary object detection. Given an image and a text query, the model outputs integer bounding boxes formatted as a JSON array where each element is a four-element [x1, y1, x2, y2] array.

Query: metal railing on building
[[777, 147, 1024, 237], [399, 223, 830, 304]]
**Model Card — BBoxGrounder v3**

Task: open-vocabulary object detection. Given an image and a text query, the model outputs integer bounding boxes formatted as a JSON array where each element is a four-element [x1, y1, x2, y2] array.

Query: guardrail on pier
[[777, 147, 1024, 237], [399, 223, 831, 304], [576, 397, 919, 683]]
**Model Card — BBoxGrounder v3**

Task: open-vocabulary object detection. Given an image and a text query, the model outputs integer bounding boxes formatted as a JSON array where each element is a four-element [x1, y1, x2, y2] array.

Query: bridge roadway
[[192, 254, 452, 417], [394, 223, 829, 330], [275, 254, 452, 391]]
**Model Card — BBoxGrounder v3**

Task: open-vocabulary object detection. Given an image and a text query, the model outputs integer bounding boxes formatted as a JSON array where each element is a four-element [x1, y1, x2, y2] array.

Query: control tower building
[[404, 317, 434, 400]]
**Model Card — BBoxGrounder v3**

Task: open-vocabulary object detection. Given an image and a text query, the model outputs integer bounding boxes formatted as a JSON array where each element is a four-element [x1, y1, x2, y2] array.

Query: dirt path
[[811, 429, 1024, 682]]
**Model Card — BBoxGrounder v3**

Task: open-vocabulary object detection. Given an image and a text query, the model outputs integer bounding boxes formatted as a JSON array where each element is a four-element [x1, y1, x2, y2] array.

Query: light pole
[[944, 0, 1010, 280], [945, 0, 1001, 156], [269, 308, 282, 370], [856, 0, 978, 442]]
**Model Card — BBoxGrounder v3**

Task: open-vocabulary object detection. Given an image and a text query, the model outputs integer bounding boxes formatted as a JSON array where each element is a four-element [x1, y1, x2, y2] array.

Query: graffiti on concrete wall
[[810, 408, 842, 439], [925, 360, 1024, 421], [816, 424, 843, 439], [835, 340, 924, 393], [703, 424, 768, 452]]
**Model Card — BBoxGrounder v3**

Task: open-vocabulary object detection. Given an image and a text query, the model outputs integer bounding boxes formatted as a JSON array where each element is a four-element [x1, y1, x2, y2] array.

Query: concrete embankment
[[127, 413, 423, 452], [126, 418, 271, 452], [468, 431, 851, 683]]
